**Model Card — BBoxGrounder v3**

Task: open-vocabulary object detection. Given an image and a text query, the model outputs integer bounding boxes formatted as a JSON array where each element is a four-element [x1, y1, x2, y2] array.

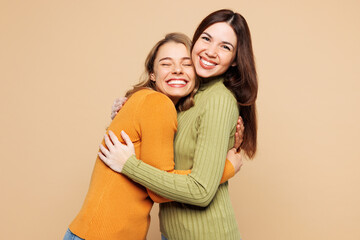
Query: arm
[[99, 92, 183, 203], [120, 93, 238, 207], [110, 96, 242, 178], [134, 93, 236, 202], [110, 93, 235, 203], [154, 158, 234, 201], [134, 92, 184, 203], [109, 96, 243, 177]]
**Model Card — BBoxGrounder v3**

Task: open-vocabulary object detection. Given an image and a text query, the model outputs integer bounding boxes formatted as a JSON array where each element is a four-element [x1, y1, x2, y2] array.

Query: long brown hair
[[125, 33, 199, 111], [192, 9, 258, 158]]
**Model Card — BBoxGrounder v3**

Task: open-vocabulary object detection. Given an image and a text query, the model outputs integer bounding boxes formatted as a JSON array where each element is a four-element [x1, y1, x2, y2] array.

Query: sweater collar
[[199, 76, 224, 91]]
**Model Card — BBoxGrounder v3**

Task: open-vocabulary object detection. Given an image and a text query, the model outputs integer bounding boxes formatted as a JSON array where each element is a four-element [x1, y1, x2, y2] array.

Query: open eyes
[[221, 45, 231, 51], [200, 35, 233, 51], [201, 35, 210, 42]]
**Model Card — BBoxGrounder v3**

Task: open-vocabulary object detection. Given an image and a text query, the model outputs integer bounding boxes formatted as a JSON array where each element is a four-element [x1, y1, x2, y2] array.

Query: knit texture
[[122, 78, 241, 239]]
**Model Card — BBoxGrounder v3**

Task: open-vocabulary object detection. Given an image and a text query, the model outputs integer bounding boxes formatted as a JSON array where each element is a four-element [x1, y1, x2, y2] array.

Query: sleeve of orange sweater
[[135, 92, 234, 203], [135, 92, 184, 203]]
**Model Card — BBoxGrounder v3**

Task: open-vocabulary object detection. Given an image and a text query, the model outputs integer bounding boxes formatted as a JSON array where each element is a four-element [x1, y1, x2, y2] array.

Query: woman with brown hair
[[101, 9, 258, 240]]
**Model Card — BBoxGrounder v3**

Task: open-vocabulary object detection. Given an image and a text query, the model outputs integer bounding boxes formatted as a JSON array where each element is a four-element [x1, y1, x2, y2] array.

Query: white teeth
[[201, 58, 216, 66], [167, 80, 186, 85]]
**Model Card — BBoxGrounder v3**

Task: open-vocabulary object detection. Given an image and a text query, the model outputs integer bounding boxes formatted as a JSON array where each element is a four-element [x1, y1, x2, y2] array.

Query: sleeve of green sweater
[[121, 92, 238, 207]]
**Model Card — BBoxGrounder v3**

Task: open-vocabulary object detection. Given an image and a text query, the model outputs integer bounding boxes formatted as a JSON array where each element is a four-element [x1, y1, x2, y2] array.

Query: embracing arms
[[101, 93, 240, 206]]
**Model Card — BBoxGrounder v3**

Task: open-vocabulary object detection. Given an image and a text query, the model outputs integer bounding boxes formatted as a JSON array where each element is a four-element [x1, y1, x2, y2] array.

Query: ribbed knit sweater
[[68, 89, 235, 240], [122, 78, 241, 239]]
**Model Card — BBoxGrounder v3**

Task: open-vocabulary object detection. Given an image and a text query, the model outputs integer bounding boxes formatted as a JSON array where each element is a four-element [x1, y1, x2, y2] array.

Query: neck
[[199, 75, 223, 84]]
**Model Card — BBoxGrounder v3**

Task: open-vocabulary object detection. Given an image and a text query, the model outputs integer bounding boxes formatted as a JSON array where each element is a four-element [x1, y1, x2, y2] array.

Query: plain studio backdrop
[[1, 0, 359, 239]]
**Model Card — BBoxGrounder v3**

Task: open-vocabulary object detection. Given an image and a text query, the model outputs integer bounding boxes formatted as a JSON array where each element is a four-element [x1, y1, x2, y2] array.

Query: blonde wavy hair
[[125, 32, 199, 111]]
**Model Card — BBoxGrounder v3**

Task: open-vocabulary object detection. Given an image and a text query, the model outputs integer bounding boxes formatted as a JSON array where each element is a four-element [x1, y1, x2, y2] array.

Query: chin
[[197, 71, 213, 78], [196, 68, 215, 78]]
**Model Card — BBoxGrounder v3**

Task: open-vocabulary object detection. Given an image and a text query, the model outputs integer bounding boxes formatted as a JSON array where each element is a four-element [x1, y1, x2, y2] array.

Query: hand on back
[[111, 97, 128, 120], [227, 116, 245, 174]]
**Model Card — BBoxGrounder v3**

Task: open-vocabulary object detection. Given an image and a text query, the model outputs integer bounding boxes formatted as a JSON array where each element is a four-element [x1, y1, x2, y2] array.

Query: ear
[[150, 73, 155, 82], [231, 61, 237, 67]]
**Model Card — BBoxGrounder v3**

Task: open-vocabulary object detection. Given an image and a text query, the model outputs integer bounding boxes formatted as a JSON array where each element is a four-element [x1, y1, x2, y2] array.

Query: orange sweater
[[69, 89, 234, 240]]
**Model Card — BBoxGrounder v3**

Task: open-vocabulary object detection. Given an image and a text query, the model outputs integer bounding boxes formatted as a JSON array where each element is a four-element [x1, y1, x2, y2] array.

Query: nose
[[172, 63, 183, 74], [205, 43, 217, 58]]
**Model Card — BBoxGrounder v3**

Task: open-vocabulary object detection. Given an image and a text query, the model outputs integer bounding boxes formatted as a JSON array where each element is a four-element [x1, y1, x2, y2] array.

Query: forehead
[[203, 22, 237, 44], [156, 42, 190, 60]]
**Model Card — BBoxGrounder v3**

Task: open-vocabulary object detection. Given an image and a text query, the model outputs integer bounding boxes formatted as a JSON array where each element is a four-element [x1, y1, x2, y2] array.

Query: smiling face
[[191, 22, 237, 78], [150, 41, 196, 104]]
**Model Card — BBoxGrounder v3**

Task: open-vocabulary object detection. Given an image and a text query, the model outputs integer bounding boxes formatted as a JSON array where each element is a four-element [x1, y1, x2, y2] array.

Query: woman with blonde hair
[[64, 32, 241, 240]]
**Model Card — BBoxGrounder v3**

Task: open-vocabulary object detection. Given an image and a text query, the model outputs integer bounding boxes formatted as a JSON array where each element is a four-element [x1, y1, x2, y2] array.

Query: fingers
[[234, 132, 242, 150], [110, 97, 128, 120], [112, 97, 127, 110], [237, 116, 244, 134], [229, 147, 237, 154], [111, 112, 116, 120], [103, 130, 134, 160], [111, 98, 123, 119], [98, 130, 131, 173], [104, 133, 115, 152], [98, 151, 109, 164], [121, 130, 132, 146], [238, 116, 243, 125], [99, 144, 110, 157], [121, 130, 135, 154], [226, 147, 243, 174], [112, 102, 122, 111], [108, 130, 121, 147], [233, 116, 245, 151], [112, 98, 122, 112], [118, 97, 128, 106], [114, 97, 125, 106]]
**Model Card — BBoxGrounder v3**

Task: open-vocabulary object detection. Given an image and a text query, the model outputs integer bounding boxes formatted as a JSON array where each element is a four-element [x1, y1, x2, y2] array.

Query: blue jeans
[[161, 234, 168, 240], [63, 229, 84, 240]]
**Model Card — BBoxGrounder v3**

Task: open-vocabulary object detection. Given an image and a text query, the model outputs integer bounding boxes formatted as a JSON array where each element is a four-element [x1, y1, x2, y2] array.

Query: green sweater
[[122, 77, 241, 239]]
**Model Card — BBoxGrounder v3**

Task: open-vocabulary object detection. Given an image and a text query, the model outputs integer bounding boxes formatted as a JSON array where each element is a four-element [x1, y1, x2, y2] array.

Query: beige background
[[1, 0, 359, 239]]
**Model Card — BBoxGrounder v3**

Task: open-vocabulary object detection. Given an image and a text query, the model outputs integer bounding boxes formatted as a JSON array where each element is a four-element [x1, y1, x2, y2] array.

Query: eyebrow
[[159, 57, 191, 62], [202, 32, 235, 49]]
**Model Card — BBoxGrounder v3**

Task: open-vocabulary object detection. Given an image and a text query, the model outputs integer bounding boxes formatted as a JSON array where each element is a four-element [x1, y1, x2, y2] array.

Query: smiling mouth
[[199, 57, 217, 69], [166, 79, 188, 87]]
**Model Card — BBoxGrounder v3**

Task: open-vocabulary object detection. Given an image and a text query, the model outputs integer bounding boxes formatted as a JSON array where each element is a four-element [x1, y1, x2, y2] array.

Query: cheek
[[185, 66, 195, 76], [191, 51, 197, 61], [221, 53, 236, 67], [154, 80, 162, 90], [191, 42, 202, 57], [156, 68, 169, 80], [188, 72, 196, 83]]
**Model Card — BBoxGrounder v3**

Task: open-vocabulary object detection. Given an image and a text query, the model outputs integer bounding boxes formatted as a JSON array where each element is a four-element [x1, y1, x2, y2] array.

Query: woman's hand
[[111, 97, 128, 120], [233, 116, 244, 151], [226, 148, 243, 174], [227, 116, 244, 175], [98, 130, 135, 173]]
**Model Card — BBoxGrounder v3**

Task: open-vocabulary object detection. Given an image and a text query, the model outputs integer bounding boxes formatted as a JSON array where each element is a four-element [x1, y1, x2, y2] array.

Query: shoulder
[[133, 88, 171, 100], [130, 89, 173, 106], [211, 81, 236, 99], [130, 89, 176, 117]]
